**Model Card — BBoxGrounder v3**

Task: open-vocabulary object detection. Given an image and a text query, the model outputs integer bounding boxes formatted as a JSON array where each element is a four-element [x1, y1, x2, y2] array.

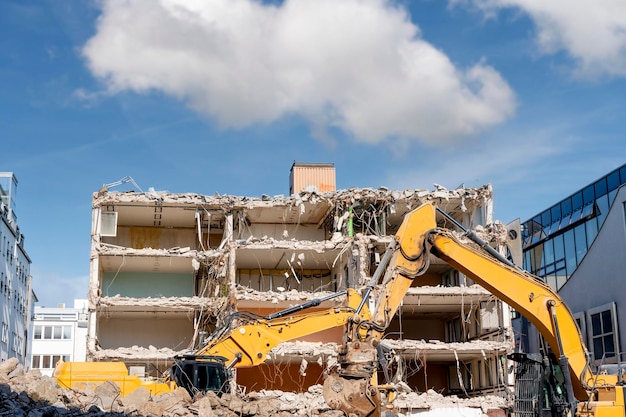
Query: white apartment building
[[30, 299, 88, 376], [0, 172, 35, 365]]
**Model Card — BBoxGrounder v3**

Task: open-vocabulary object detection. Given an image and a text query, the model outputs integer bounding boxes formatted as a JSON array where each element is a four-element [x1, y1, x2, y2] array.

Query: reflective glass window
[[531, 232, 543, 245], [547, 275, 557, 290], [523, 250, 532, 271], [595, 178, 608, 197], [607, 171, 620, 191], [574, 224, 587, 263], [570, 207, 583, 224], [34, 326, 42, 339], [620, 165, 626, 184], [553, 234, 565, 263], [583, 185, 595, 204], [543, 239, 555, 269], [559, 213, 572, 230], [42, 356, 51, 369], [596, 194, 609, 227], [572, 191, 583, 210], [561, 198, 572, 216], [586, 216, 598, 246], [551, 205, 561, 223], [44, 326, 52, 339], [546, 221, 560, 236], [530, 216, 542, 234], [581, 203, 594, 219], [564, 230, 576, 275], [63, 326, 71, 339], [522, 226, 530, 246], [529, 246, 540, 273], [541, 210, 551, 227]]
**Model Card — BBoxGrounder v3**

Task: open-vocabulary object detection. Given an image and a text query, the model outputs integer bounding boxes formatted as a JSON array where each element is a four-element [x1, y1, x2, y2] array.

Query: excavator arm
[[323, 204, 437, 417], [172, 288, 371, 395], [426, 228, 591, 400], [323, 202, 599, 417]]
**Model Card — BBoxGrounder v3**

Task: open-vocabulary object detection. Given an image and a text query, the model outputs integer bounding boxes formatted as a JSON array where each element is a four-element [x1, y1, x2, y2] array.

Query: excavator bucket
[[323, 373, 381, 417]]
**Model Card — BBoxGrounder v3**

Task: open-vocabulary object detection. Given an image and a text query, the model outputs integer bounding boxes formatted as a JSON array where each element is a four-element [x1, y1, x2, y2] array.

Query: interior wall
[[242, 224, 325, 241], [404, 363, 450, 394], [200, 232, 225, 249], [103, 226, 196, 250], [236, 269, 335, 292], [101, 272, 193, 297], [386, 317, 445, 341], [411, 273, 443, 287], [237, 363, 325, 392], [97, 316, 194, 349]]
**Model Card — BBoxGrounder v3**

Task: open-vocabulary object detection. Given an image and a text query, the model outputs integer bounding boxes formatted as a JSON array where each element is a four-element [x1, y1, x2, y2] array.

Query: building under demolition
[[86, 163, 515, 401]]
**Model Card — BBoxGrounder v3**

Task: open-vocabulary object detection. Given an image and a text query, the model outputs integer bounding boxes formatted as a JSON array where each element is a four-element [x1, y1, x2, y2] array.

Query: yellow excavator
[[323, 202, 626, 417], [56, 202, 626, 417]]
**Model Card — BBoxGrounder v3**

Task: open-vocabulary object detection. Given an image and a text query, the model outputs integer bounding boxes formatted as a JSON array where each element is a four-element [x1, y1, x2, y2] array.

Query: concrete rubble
[[0, 358, 508, 417]]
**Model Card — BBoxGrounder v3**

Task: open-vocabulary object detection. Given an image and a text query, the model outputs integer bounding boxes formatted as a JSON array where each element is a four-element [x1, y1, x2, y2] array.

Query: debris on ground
[[0, 358, 509, 417]]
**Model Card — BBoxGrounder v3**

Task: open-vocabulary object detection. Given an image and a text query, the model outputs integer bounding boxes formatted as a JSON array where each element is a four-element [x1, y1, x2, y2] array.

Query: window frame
[[587, 302, 620, 365]]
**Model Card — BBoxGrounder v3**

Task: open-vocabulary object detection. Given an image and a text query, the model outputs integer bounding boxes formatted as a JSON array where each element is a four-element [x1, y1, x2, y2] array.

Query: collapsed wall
[[85, 183, 515, 409]]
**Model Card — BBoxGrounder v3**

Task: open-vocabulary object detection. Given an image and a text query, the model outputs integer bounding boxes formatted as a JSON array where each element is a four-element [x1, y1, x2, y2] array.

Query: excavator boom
[[324, 202, 624, 417]]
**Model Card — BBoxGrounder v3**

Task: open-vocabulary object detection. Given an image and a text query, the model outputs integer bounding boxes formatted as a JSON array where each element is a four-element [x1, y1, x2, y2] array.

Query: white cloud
[[457, 0, 626, 78], [82, 0, 515, 144]]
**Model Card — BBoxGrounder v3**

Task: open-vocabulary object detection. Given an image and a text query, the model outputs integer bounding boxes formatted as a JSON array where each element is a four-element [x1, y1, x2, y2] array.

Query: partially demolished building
[[87, 164, 514, 400]]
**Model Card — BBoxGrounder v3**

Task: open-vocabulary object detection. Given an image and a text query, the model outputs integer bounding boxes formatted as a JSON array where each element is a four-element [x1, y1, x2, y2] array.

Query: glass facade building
[[521, 163, 626, 291]]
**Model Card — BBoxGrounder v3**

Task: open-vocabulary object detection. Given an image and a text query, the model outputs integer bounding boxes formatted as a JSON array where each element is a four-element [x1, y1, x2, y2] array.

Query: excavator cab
[[171, 356, 231, 396], [509, 352, 571, 417]]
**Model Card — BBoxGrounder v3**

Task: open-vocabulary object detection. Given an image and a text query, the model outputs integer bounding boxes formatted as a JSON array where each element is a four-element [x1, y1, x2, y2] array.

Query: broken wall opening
[[234, 247, 350, 293], [96, 312, 195, 350], [102, 271, 194, 298], [237, 362, 326, 393], [104, 226, 196, 250], [194, 257, 230, 298]]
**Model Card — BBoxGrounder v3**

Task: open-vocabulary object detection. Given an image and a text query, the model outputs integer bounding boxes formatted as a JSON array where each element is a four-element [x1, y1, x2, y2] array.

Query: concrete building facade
[[0, 172, 36, 365], [87, 164, 515, 399], [519, 163, 626, 366], [30, 299, 88, 376]]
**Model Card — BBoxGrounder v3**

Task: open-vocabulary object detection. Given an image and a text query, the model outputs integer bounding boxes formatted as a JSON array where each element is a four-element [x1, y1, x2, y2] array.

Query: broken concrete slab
[[0, 365, 510, 417]]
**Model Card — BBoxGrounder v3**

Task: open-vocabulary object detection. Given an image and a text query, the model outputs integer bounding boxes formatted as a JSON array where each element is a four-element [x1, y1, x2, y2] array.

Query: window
[[1, 322, 8, 344], [31, 354, 71, 369], [34, 325, 72, 340], [99, 211, 118, 237], [588, 303, 619, 363]]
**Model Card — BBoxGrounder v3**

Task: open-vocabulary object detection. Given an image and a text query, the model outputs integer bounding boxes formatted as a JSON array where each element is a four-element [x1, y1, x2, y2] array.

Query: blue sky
[[2, 0, 625, 307]]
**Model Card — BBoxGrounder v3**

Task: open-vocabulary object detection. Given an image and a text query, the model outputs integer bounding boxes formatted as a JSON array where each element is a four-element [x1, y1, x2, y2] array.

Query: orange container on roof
[[289, 162, 336, 195]]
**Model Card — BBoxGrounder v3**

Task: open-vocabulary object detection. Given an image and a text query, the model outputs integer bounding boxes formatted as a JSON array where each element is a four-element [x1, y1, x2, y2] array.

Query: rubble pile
[[0, 357, 509, 417], [0, 358, 344, 417]]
